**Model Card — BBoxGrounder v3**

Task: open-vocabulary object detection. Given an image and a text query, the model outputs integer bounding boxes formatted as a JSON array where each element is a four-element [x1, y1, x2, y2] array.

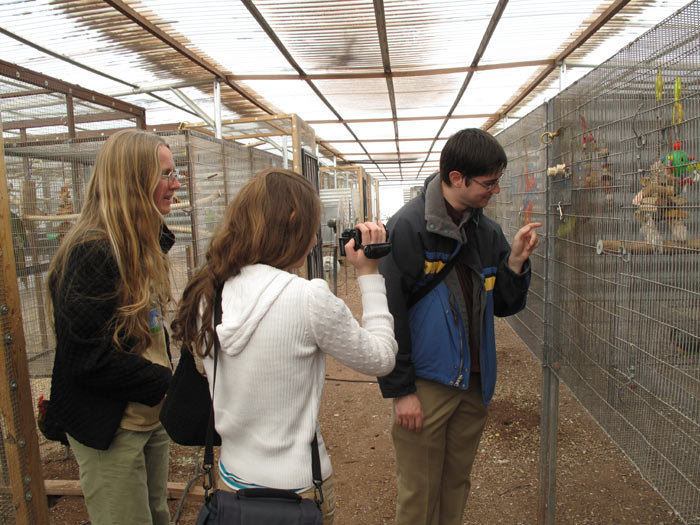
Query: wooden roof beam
[[225, 60, 553, 81], [308, 113, 493, 125]]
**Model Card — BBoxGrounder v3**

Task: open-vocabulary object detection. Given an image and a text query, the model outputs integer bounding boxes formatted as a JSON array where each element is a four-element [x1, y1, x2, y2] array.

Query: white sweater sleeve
[[306, 274, 398, 376]]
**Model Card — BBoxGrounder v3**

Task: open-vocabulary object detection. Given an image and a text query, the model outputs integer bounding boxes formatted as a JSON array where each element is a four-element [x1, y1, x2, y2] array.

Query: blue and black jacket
[[378, 174, 530, 405]]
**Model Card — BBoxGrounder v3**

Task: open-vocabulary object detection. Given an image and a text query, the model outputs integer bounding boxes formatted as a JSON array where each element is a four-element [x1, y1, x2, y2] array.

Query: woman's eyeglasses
[[162, 169, 181, 186]]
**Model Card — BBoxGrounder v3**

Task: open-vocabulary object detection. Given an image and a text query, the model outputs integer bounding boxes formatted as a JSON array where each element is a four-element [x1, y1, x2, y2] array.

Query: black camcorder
[[338, 227, 391, 259]]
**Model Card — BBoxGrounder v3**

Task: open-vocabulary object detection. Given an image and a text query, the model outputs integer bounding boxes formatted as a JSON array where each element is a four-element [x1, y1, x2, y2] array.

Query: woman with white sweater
[[171, 168, 397, 524]]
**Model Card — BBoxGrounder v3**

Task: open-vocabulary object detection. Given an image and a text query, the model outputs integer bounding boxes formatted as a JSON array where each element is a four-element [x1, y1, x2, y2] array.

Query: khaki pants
[[218, 472, 337, 525], [68, 426, 170, 525], [392, 377, 488, 525]]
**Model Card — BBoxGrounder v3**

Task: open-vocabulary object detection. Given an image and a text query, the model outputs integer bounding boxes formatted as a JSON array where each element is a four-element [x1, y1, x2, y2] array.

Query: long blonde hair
[[49, 129, 172, 355], [172, 168, 321, 357]]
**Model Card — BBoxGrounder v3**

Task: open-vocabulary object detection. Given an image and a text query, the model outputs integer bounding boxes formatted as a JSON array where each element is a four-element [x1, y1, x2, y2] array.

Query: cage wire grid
[[490, 2, 700, 522]]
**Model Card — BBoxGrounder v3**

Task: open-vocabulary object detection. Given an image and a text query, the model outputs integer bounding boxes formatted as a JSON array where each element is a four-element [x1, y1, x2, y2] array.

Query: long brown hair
[[172, 168, 321, 357], [48, 129, 172, 355]]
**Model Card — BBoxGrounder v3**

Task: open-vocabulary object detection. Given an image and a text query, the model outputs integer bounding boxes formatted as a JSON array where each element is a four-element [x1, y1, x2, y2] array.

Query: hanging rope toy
[[673, 77, 682, 124], [655, 70, 664, 101]]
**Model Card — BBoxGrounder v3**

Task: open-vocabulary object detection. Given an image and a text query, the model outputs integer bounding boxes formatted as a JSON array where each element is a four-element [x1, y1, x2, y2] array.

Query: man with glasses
[[378, 128, 541, 525]]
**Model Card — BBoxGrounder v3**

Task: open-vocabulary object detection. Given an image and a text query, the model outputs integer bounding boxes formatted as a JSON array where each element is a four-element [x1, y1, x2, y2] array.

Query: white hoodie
[[201, 264, 397, 490]]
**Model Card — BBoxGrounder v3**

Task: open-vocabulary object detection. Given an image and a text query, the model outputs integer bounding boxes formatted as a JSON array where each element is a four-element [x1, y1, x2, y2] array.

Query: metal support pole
[[213, 79, 222, 140], [538, 365, 559, 524], [559, 62, 567, 93], [170, 88, 215, 130], [185, 133, 200, 267], [538, 100, 558, 525], [282, 135, 288, 170]]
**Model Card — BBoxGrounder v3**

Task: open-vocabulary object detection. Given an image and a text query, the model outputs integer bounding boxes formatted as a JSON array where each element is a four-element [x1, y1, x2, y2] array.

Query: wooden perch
[[642, 183, 675, 197], [44, 479, 205, 501], [596, 239, 700, 255]]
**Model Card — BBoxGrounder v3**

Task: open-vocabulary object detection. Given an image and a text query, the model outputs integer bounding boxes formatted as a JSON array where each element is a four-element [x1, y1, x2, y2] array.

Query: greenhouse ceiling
[[0, 0, 692, 183]]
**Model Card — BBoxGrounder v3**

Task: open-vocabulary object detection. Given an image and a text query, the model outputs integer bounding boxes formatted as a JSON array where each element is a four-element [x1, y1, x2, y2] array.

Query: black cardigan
[[48, 226, 175, 450]]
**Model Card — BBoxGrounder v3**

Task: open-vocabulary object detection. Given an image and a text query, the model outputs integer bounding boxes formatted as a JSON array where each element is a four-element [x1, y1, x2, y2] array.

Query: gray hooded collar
[[423, 172, 480, 244]]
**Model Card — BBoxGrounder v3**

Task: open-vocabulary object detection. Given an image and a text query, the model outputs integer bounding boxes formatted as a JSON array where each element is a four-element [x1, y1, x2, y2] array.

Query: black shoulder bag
[[160, 320, 222, 445], [195, 284, 324, 525]]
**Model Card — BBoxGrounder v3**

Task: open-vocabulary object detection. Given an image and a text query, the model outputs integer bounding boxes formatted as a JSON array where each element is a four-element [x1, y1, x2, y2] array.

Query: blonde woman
[[172, 169, 397, 524], [48, 129, 181, 525]]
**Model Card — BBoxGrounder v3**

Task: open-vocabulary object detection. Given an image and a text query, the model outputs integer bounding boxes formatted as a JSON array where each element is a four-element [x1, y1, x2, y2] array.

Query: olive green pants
[[392, 377, 488, 525], [67, 425, 170, 525]]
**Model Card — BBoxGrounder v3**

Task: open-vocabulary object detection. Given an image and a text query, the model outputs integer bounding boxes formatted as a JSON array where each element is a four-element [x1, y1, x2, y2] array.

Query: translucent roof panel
[[456, 67, 545, 115], [249, 0, 385, 75], [383, 0, 498, 71], [313, 78, 392, 118], [0, 0, 694, 183], [481, 1, 603, 64], [137, 0, 297, 75], [393, 74, 468, 119]]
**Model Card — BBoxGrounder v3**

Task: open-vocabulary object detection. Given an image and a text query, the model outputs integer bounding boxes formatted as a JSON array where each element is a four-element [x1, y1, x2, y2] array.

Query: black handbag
[[196, 285, 324, 525], [160, 324, 221, 445]]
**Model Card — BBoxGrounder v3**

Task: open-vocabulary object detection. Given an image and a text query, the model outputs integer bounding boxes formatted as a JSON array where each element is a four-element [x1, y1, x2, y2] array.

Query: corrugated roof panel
[[481, 0, 603, 64], [397, 120, 451, 140], [456, 66, 544, 115], [137, 0, 297, 75], [308, 122, 356, 142], [1, 0, 694, 184], [251, 0, 385, 75], [313, 78, 391, 119], [383, 0, 499, 71], [340, 120, 397, 140], [393, 73, 467, 118], [242, 79, 337, 120]]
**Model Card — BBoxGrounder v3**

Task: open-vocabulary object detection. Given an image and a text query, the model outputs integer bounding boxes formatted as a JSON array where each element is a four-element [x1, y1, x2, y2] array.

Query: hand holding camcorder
[[338, 226, 391, 259]]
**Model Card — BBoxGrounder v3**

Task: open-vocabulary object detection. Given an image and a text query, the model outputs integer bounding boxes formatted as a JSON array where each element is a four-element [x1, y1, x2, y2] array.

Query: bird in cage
[[671, 329, 700, 355]]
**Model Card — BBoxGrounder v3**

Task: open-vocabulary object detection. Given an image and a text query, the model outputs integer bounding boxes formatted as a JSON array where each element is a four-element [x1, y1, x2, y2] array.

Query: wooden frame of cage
[[183, 113, 316, 178], [0, 115, 50, 525], [0, 59, 146, 143]]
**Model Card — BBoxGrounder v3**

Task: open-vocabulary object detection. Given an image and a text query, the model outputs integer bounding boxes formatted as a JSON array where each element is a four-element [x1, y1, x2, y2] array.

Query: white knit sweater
[[201, 264, 397, 490]]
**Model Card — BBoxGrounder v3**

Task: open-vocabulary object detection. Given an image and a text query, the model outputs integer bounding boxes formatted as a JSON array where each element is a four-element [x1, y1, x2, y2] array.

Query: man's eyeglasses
[[162, 169, 181, 186], [471, 176, 502, 191]]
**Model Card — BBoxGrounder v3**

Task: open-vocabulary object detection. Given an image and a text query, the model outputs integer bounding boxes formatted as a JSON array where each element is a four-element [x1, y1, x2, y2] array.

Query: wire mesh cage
[[489, 104, 548, 358], [492, 2, 700, 522]]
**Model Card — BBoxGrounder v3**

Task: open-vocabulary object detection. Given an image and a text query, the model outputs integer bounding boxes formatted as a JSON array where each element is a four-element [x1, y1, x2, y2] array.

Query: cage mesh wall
[[489, 105, 548, 359], [492, 2, 700, 522], [0, 125, 282, 493]]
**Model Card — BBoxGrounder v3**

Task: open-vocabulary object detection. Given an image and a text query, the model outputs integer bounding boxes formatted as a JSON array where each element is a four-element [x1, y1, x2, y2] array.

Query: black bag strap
[[407, 242, 461, 309], [202, 284, 223, 497], [202, 283, 324, 507], [311, 433, 323, 505]]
